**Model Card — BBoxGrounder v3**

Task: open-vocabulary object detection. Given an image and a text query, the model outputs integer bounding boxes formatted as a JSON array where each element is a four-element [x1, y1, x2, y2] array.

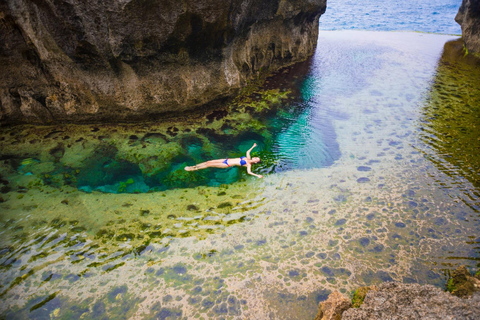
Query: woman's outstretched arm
[[246, 143, 257, 160], [246, 164, 263, 178]]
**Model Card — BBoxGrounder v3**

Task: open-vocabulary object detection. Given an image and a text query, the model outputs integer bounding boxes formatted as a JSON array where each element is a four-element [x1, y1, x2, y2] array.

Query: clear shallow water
[[1, 30, 479, 319], [320, 0, 462, 34]]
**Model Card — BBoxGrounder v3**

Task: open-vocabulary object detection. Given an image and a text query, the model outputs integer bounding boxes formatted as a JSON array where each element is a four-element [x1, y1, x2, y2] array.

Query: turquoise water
[[9, 81, 340, 194], [320, 0, 462, 34], [1, 65, 340, 194]]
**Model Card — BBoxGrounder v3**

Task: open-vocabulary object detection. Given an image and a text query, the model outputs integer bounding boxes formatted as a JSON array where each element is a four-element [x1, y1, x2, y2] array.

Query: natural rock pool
[[1, 31, 479, 319]]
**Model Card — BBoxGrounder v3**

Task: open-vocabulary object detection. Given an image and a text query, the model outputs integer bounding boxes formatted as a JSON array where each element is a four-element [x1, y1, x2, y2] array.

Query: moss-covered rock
[[352, 286, 378, 308], [117, 141, 184, 177], [446, 265, 480, 297]]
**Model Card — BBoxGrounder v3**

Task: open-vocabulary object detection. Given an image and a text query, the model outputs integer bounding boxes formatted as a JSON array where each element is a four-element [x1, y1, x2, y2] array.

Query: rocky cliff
[[0, 0, 326, 124], [456, 0, 480, 54]]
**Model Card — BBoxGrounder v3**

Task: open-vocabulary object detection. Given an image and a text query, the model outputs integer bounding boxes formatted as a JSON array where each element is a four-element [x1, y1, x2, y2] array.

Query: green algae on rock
[[420, 39, 480, 191], [336, 282, 480, 320], [351, 286, 378, 308], [446, 265, 480, 298]]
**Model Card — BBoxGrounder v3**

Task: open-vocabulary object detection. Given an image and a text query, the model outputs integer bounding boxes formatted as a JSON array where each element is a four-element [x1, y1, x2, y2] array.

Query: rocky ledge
[[0, 0, 326, 124], [315, 266, 480, 320], [456, 0, 480, 54]]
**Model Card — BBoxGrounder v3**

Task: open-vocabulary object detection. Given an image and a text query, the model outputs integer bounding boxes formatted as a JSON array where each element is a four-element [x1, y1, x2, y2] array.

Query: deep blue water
[[320, 0, 462, 34]]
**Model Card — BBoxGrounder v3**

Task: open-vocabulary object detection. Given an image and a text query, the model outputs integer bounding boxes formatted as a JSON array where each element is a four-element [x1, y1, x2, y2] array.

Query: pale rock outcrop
[[314, 291, 351, 320], [342, 282, 480, 320]]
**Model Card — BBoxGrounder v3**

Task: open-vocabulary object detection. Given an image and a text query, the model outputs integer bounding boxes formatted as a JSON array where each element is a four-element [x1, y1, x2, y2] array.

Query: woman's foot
[[185, 166, 197, 171]]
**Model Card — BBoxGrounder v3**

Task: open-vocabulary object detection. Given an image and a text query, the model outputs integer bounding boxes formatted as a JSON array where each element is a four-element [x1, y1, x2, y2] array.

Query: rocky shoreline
[[315, 266, 480, 320]]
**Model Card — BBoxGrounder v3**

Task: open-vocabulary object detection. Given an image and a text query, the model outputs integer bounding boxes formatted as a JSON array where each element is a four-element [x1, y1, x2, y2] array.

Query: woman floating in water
[[185, 143, 263, 178]]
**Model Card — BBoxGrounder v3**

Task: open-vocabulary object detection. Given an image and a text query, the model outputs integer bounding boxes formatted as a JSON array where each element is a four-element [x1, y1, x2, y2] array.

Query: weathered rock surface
[[314, 291, 351, 320], [456, 0, 480, 54], [0, 0, 326, 124], [341, 282, 480, 320]]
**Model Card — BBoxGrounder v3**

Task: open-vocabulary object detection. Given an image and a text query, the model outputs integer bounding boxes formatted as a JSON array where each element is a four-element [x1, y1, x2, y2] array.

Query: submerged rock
[[447, 265, 480, 297], [0, 0, 326, 124]]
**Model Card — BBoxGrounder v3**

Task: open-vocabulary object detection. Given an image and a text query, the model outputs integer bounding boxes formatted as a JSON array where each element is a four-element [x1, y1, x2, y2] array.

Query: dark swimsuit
[[224, 157, 247, 166]]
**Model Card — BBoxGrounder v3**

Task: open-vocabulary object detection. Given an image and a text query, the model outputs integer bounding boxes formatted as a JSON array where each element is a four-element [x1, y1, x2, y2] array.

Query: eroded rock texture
[[456, 0, 480, 54], [342, 282, 480, 320], [314, 291, 351, 320], [0, 0, 326, 124]]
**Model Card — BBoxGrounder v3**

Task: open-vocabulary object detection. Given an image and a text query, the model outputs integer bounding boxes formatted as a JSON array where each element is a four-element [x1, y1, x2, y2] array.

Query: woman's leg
[[205, 160, 229, 168], [185, 162, 205, 171], [185, 159, 227, 171]]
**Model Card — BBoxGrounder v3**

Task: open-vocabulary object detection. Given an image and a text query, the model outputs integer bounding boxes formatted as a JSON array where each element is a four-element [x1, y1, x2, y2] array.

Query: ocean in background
[[320, 0, 462, 34]]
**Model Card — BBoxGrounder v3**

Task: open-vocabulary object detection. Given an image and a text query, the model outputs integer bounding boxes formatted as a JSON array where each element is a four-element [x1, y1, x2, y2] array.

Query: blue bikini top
[[240, 156, 247, 166]]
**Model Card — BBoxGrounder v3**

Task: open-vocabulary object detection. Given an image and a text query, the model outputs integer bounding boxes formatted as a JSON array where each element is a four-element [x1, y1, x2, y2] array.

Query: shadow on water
[[419, 39, 480, 213]]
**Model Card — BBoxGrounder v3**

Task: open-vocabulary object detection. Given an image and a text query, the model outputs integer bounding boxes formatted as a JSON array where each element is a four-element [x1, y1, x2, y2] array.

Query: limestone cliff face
[[0, 0, 326, 124], [456, 0, 480, 54]]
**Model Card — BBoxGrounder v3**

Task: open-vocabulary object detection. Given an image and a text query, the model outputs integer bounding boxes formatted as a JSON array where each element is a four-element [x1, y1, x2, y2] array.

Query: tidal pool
[[0, 31, 479, 319]]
